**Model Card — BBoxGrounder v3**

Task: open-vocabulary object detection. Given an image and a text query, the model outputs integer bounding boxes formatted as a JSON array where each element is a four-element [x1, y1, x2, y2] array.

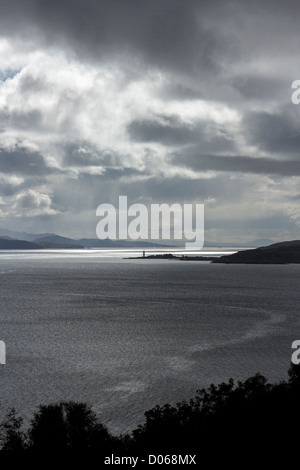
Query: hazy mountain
[[0, 239, 43, 249], [0, 228, 277, 249], [34, 235, 82, 246], [0, 228, 53, 242], [35, 235, 175, 249], [246, 238, 275, 247], [77, 238, 175, 248]]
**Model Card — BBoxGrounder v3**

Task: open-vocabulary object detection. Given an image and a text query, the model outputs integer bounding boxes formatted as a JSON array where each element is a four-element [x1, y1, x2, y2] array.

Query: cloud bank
[[0, 0, 300, 242]]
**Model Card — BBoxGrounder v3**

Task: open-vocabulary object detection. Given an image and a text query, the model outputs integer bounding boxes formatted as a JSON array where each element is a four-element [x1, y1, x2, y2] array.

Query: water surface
[[0, 250, 298, 433]]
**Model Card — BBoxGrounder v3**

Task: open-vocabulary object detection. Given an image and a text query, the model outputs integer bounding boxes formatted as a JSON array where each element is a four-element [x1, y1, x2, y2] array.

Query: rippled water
[[0, 250, 299, 434]]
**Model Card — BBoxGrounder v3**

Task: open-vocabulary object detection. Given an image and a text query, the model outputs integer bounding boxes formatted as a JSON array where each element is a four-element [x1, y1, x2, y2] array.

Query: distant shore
[[124, 253, 216, 261], [125, 240, 300, 264]]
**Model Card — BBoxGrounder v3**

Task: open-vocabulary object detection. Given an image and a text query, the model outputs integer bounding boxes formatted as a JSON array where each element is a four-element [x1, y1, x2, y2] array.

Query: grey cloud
[[102, 167, 142, 180], [0, 108, 44, 131], [2, 0, 300, 239], [63, 143, 129, 169], [18, 73, 48, 94], [128, 118, 198, 146], [0, 0, 235, 76], [230, 75, 287, 100], [0, 181, 23, 197], [0, 175, 47, 197], [172, 152, 300, 177], [157, 83, 203, 101], [12, 189, 59, 217], [116, 175, 248, 204], [243, 108, 300, 154], [0, 70, 20, 82], [2, 1, 300, 81], [207, 214, 297, 231], [0, 147, 57, 176], [50, 171, 246, 214], [128, 117, 235, 152]]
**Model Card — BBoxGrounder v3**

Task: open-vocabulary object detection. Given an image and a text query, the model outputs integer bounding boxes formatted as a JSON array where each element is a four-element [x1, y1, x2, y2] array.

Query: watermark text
[[96, 196, 204, 249]]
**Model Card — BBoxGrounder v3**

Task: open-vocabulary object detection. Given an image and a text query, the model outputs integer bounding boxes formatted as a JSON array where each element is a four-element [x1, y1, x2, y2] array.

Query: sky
[[1, 0, 300, 242]]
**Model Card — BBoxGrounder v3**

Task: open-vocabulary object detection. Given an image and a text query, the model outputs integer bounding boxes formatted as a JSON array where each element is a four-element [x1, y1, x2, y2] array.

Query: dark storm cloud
[[2, 0, 300, 238], [172, 152, 300, 177], [128, 117, 235, 152], [2, 0, 300, 81], [128, 118, 199, 146], [2, 1, 300, 109], [230, 75, 286, 100], [0, 0, 234, 75], [243, 108, 300, 154]]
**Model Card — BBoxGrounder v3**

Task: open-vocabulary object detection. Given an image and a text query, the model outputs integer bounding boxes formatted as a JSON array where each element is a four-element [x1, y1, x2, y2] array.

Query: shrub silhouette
[[1, 363, 300, 459], [0, 408, 26, 451], [130, 367, 297, 458], [28, 401, 112, 452]]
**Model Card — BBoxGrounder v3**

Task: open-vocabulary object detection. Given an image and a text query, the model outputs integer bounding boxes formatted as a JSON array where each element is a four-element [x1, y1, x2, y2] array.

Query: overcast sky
[[1, 0, 300, 242]]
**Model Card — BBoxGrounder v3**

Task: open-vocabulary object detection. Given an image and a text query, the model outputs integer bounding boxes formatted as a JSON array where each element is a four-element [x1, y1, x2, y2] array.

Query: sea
[[0, 248, 299, 435]]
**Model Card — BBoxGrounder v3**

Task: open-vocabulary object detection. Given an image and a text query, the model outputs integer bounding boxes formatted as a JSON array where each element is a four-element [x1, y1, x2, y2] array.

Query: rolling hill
[[212, 240, 300, 264]]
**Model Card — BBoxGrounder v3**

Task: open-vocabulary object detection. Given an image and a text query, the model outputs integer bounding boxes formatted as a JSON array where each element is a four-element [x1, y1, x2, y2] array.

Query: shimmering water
[[0, 250, 299, 434]]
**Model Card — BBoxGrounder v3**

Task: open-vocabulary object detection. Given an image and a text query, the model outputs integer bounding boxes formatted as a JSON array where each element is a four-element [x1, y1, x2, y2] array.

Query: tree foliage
[[1, 363, 299, 459]]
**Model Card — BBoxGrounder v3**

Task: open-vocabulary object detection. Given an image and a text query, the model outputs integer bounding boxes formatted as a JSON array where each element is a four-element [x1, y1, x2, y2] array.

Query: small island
[[125, 253, 216, 261]]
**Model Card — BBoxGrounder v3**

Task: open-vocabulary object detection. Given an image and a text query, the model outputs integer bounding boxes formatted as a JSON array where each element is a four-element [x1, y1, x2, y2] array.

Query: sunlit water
[[0, 249, 299, 434]]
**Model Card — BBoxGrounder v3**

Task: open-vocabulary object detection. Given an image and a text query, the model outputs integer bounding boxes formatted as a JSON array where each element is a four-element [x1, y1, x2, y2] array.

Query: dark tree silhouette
[[28, 401, 112, 451], [0, 408, 26, 451], [1, 363, 300, 463]]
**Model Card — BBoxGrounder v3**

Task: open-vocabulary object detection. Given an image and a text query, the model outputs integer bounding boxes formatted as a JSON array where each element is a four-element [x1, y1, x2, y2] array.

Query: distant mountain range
[[0, 229, 53, 242], [0, 229, 175, 249], [0, 228, 276, 250]]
